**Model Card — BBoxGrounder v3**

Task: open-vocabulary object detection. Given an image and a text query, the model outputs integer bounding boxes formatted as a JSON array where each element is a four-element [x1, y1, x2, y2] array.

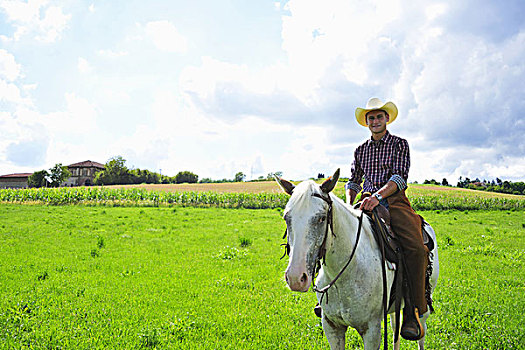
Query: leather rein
[[310, 193, 364, 303]]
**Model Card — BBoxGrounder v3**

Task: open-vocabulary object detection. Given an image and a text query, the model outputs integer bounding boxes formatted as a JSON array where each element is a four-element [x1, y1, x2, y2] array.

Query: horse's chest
[[318, 265, 386, 327], [320, 283, 382, 326]]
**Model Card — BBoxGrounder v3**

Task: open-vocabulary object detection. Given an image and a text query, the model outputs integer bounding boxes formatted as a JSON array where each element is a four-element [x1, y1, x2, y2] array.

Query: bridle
[[281, 191, 364, 304]]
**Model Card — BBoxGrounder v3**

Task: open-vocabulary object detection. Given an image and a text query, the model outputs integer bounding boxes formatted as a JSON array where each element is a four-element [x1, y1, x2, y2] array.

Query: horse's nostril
[[300, 273, 307, 283]]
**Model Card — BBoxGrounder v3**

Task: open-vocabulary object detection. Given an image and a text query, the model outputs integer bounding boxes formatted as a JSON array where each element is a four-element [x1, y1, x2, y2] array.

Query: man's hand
[[359, 195, 380, 211]]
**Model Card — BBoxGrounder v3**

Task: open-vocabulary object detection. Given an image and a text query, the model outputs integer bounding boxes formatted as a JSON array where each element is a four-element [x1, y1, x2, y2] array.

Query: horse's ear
[[275, 175, 295, 196], [320, 168, 340, 194]]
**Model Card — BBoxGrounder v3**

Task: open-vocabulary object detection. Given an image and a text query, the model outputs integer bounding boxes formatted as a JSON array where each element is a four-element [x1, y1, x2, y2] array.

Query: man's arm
[[359, 180, 398, 211]]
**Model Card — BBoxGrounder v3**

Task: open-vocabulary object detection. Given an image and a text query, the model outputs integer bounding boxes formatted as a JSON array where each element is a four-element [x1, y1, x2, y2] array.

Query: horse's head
[[276, 169, 340, 292]]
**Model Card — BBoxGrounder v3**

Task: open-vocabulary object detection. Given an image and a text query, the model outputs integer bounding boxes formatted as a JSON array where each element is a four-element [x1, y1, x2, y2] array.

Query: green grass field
[[0, 204, 523, 349]]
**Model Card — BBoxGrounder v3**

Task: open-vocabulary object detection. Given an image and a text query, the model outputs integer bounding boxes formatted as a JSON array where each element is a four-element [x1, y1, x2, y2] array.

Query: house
[[62, 160, 105, 187], [0, 173, 32, 189]]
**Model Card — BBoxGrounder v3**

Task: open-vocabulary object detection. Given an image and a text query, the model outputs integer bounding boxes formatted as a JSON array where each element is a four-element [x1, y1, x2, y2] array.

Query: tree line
[[28, 164, 72, 188], [421, 177, 525, 195], [27, 156, 283, 187], [93, 156, 198, 185], [27, 157, 200, 187]]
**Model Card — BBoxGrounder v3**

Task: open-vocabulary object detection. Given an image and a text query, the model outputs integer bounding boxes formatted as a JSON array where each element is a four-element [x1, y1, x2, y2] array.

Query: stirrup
[[401, 307, 425, 341]]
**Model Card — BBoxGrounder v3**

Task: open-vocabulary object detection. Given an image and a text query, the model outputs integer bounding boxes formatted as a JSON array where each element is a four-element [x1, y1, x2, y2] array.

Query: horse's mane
[[285, 180, 363, 221], [284, 181, 320, 213]]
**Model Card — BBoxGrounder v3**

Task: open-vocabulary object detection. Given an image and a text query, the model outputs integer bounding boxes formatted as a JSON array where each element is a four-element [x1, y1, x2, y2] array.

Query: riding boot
[[401, 307, 424, 340]]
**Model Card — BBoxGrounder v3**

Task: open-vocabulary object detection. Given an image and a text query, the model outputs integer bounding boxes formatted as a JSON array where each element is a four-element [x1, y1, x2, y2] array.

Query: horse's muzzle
[[285, 270, 311, 292]]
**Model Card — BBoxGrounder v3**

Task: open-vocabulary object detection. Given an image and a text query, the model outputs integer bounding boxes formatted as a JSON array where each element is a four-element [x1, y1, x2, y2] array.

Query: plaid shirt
[[345, 131, 409, 194]]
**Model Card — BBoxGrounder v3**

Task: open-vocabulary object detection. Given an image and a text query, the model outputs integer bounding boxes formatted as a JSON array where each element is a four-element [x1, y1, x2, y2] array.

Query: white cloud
[[0, 0, 71, 42], [279, 125, 333, 179], [0, 0, 43, 23], [0, 109, 49, 168], [0, 79, 26, 105], [97, 49, 128, 58], [1, 0, 524, 182], [35, 5, 71, 42], [77, 57, 92, 74], [180, 57, 313, 124], [0, 49, 21, 81], [425, 3, 448, 21], [144, 20, 188, 53], [0, 91, 98, 170], [179, 0, 525, 181], [44, 93, 98, 135]]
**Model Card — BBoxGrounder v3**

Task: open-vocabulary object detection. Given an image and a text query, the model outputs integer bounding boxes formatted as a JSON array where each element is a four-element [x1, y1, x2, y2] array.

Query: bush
[[174, 171, 198, 184]]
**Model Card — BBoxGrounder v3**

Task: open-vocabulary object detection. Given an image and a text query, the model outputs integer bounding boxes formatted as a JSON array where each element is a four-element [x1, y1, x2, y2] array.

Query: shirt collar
[[367, 130, 391, 145]]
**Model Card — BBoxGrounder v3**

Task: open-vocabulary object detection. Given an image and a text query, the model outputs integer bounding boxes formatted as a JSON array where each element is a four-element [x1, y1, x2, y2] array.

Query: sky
[[1, 0, 524, 184]]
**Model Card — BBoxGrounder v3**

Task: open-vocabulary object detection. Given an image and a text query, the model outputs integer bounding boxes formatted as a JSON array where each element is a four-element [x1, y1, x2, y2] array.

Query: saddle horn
[[275, 175, 295, 195], [320, 168, 340, 194]]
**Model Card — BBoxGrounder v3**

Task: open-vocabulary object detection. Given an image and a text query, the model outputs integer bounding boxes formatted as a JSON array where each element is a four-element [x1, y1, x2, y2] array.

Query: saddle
[[361, 203, 435, 263]]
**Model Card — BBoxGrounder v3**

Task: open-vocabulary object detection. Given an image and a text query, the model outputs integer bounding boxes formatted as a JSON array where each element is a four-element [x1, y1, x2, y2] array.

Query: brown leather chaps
[[387, 190, 429, 315]]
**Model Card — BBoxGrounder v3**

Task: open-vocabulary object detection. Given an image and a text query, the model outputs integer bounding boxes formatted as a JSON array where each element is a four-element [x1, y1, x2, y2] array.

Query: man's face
[[366, 110, 389, 134]]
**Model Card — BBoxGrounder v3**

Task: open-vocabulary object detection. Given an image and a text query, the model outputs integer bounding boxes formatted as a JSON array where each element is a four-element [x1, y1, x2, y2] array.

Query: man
[[345, 97, 428, 341]]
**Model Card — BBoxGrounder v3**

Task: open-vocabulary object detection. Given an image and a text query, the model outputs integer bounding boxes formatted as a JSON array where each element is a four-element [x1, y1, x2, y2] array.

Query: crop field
[[1, 183, 524, 211], [0, 196, 524, 349], [111, 181, 284, 194]]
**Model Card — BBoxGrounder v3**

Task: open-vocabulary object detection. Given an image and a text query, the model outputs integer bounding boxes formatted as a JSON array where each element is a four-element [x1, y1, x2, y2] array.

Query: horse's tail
[[425, 251, 434, 313], [422, 221, 439, 314]]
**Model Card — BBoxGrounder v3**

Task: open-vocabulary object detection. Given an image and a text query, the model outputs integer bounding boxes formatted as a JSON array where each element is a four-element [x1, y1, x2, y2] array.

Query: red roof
[[68, 160, 105, 169], [0, 173, 33, 178]]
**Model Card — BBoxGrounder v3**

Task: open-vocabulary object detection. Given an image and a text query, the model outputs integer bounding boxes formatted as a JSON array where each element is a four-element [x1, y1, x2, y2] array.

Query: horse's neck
[[325, 198, 378, 272]]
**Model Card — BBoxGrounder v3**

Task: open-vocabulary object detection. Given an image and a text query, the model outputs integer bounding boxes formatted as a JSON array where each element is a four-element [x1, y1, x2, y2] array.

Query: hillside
[[110, 181, 283, 194]]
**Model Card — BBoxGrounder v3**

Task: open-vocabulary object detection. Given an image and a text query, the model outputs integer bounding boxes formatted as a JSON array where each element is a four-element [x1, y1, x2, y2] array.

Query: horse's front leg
[[359, 320, 382, 350], [322, 315, 347, 350]]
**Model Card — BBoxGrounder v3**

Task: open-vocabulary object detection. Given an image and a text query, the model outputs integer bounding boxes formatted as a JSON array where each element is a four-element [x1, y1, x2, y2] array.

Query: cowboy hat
[[355, 97, 398, 127]]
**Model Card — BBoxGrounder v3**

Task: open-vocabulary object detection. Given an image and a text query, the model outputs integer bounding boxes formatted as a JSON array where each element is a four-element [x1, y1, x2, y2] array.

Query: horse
[[276, 169, 439, 350]]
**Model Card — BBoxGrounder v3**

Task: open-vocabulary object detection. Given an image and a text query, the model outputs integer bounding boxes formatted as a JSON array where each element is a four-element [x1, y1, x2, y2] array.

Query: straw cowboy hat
[[355, 97, 398, 127]]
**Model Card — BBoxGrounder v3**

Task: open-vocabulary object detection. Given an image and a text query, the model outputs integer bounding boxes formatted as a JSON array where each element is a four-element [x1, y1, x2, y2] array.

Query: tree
[[266, 171, 283, 180], [423, 179, 439, 185], [48, 163, 71, 187], [94, 156, 131, 185], [442, 178, 449, 186], [317, 173, 325, 179], [174, 171, 198, 184], [130, 168, 161, 184], [28, 170, 49, 188], [234, 172, 246, 182]]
